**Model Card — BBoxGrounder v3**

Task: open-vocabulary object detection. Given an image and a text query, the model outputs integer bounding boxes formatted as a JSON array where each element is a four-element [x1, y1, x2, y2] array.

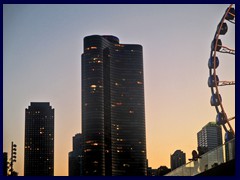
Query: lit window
[[129, 110, 134, 114], [93, 143, 98, 146], [137, 81, 143, 85], [85, 46, 97, 50], [123, 164, 130, 167], [115, 44, 124, 47], [116, 102, 122, 106], [131, 50, 134, 52], [115, 82, 119, 86], [90, 85, 97, 88]]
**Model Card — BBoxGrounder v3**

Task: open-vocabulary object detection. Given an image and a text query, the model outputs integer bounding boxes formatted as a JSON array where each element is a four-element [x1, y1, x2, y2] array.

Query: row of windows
[[85, 46, 98, 51]]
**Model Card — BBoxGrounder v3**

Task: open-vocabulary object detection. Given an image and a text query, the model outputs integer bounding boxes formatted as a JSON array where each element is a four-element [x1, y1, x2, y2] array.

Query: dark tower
[[24, 102, 54, 176], [82, 35, 146, 176], [170, 150, 186, 170], [69, 133, 83, 176]]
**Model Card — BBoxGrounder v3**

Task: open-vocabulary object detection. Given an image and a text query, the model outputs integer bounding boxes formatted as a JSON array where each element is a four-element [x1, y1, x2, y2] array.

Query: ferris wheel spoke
[[226, 19, 235, 24], [217, 81, 235, 86], [217, 45, 235, 55], [228, 116, 235, 121]]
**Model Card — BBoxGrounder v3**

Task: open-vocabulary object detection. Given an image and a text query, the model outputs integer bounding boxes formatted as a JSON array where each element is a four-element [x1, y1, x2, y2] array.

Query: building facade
[[24, 102, 54, 176], [82, 35, 146, 176], [170, 150, 186, 170], [197, 122, 223, 152], [69, 133, 83, 176]]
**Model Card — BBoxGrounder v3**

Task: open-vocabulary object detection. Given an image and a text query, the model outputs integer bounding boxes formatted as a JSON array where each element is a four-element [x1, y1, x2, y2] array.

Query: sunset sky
[[3, 4, 235, 176]]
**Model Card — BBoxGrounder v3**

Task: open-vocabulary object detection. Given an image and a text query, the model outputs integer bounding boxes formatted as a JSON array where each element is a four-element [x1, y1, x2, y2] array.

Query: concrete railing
[[165, 138, 235, 176]]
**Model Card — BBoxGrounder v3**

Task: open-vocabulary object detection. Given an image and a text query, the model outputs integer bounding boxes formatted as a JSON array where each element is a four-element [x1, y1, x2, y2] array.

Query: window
[[129, 110, 134, 114], [90, 85, 97, 88]]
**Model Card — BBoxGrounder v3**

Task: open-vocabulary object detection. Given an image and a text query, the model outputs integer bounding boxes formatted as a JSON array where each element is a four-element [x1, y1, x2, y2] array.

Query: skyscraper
[[197, 122, 223, 152], [81, 35, 146, 176], [170, 150, 186, 170], [24, 102, 54, 176], [69, 133, 83, 176]]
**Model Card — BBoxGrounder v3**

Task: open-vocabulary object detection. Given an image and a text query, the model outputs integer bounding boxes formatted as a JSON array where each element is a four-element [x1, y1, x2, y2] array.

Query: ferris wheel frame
[[208, 4, 235, 141]]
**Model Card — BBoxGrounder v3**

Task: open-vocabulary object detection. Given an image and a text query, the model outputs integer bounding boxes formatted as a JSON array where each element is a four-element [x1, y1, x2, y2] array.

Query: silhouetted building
[[171, 150, 186, 170], [69, 133, 83, 176], [82, 35, 146, 176], [197, 122, 223, 152], [3, 152, 8, 176], [24, 102, 54, 176], [147, 167, 158, 176], [157, 166, 171, 176]]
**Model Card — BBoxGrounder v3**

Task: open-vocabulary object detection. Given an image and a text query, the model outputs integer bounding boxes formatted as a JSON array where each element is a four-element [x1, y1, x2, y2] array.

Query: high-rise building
[[170, 150, 186, 170], [24, 102, 54, 176], [69, 133, 83, 176], [197, 122, 223, 152], [81, 35, 146, 176]]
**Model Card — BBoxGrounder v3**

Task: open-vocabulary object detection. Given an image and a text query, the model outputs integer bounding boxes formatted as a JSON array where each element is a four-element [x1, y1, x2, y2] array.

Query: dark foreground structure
[[82, 35, 147, 176]]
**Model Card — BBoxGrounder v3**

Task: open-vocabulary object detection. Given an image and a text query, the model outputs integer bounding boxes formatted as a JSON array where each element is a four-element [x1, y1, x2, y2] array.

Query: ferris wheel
[[208, 4, 235, 142]]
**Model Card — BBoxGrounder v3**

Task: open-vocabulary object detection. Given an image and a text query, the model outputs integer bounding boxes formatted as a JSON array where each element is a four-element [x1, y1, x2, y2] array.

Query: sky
[[3, 4, 235, 176]]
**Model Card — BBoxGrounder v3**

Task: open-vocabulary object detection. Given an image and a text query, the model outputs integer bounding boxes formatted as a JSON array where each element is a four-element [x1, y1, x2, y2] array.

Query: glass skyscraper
[[197, 122, 223, 152], [81, 35, 146, 176], [24, 102, 54, 176]]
